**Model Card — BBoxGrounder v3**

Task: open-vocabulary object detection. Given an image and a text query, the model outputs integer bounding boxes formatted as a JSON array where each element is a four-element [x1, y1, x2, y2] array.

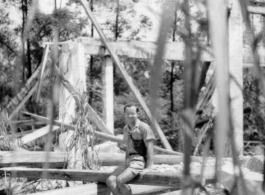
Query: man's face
[[125, 106, 138, 125]]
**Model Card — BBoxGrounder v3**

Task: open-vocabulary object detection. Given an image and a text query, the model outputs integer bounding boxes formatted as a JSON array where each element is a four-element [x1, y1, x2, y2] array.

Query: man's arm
[[145, 140, 154, 169]]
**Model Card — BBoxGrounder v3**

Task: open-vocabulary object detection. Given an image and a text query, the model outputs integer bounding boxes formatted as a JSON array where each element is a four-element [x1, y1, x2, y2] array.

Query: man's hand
[[139, 168, 151, 180]]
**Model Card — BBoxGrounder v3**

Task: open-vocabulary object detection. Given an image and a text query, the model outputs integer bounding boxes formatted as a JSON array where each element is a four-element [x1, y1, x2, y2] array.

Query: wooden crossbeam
[[0, 167, 203, 186], [46, 37, 265, 67], [78, 37, 212, 61], [20, 125, 60, 145], [248, 5, 265, 14], [30, 183, 176, 195], [0, 151, 67, 168], [0, 151, 205, 167], [6, 51, 51, 119]]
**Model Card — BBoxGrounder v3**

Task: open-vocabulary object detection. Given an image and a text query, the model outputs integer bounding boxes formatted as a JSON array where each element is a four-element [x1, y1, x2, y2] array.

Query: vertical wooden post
[[58, 44, 73, 125], [58, 42, 88, 186], [102, 56, 114, 134], [229, 0, 244, 155]]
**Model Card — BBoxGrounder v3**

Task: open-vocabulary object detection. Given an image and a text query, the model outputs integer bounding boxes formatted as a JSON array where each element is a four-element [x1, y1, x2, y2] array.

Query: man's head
[[124, 104, 139, 126]]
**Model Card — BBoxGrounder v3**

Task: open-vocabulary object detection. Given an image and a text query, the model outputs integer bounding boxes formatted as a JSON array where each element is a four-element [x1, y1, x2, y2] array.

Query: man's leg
[[116, 169, 138, 195], [106, 166, 125, 195]]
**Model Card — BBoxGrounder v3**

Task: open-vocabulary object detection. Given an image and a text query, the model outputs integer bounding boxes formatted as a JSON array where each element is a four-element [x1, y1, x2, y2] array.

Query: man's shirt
[[123, 119, 155, 156]]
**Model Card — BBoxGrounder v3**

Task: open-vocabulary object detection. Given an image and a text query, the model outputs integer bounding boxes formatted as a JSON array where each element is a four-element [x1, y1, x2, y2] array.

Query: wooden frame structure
[[2, 0, 265, 194]]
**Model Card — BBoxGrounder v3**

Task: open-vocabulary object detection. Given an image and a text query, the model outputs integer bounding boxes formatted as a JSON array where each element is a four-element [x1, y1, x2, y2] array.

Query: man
[[106, 104, 155, 195]]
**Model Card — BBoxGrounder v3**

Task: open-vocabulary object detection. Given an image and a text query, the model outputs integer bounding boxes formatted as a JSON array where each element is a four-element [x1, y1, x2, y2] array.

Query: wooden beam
[[159, 190, 182, 195], [0, 167, 197, 186], [7, 67, 50, 119], [79, 0, 173, 151], [78, 37, 212, 62], [248, 5, 265, 15], [20, 125, 60, 145], [0, 151, 205, 167], [6, 56, 50, 116], [8, 82, 39, 119], [74, 37, 265, 67], [102, 57, 114, 133], [43, 37, 265, 67], [29, 183, 176, 195], [30, 183, 109, 195], [10, 120, 44, 127], [0, 151, 67, 168]]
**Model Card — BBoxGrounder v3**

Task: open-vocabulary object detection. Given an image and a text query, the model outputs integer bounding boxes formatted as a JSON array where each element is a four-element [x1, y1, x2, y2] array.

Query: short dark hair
[[124, 104, 139, 113]]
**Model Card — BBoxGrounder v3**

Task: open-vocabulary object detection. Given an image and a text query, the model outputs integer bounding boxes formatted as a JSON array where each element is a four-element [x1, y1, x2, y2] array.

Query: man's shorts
[[115, 155, 145, 175]]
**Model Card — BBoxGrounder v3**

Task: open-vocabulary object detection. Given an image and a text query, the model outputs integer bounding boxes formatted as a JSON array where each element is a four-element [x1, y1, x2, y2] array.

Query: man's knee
[[116, 177, 131, 195], [116, 176, 124, 188], [106, 175, 116, 188]]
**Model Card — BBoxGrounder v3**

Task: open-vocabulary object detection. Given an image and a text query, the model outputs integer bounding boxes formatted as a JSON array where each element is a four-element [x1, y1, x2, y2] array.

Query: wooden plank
[[9, 81, 40, 119], [247, 5, 265, 15], [30, 183, 109, 195], [0, 151, 67, 168], [97, 153, 203, 166], [0, 151, 204, 167], [75, 37, 265, 67], [6, 57, 50, 115], [0, 167, 186, 186], [42, 37, 265, 67], [10, 120, 44, 127], [30, 183, 176, 195], [158, 191, 182, 195], [79, 37, 212, 62], [20, 125, 60, 145], [79, 0, 173, 151], [102, 57, 114, 133]]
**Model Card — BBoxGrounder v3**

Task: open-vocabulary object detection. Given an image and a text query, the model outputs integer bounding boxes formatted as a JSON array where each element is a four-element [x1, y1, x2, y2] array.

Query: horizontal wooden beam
[[0, 167, 205, 186], [0, 151, 204, 167], [30, 183, 176, 195], [248, 5, 265, 15], [77, 37, 212, 61], [0, 151, 67, 168], [45, 37, 265, 67]]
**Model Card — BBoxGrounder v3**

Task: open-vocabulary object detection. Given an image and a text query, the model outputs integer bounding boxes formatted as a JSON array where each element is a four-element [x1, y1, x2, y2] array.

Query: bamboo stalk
[[207, 0, 230, 183]]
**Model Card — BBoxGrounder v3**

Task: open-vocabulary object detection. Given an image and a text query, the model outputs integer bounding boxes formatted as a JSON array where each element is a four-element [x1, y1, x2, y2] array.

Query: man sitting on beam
[[106, 104, 155, 195]]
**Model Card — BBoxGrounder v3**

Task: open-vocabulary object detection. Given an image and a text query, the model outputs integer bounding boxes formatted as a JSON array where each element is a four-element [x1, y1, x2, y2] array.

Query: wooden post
[[58, 44, 73, 125], [229, 0, 244, 155], [58, 42, 87, 186], [102, 56, 114, 134]]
